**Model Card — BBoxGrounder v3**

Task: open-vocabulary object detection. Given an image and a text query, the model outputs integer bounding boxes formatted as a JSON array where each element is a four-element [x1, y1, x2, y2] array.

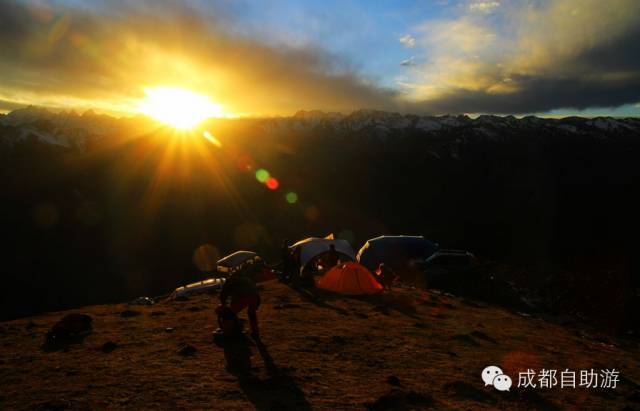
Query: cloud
[[401, 0, 640, 113], [0, 0, 397, 116], [468, 1, 500, 13], [0, 99, 26, 112], [400, 57, 415, 67], [399, 34, 416, 48], [0, 0, 638, 116]]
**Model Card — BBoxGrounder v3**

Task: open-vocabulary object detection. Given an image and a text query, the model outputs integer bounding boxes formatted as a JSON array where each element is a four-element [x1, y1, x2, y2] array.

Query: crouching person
[[217, 273, 261, 340]]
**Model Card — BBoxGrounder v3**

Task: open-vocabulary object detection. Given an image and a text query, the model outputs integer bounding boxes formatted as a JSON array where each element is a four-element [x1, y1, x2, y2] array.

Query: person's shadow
[[217, 334, 311, 411]]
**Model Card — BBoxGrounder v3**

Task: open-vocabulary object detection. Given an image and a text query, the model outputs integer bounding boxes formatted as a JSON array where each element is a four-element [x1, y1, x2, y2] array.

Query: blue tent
[[356, 235, 439, 272]]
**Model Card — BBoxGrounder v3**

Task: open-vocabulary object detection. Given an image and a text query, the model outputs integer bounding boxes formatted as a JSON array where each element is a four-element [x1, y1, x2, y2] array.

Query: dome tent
[[173, 278, 225, 298], [217, 250, 263, 274], [290, 235, 355, 274], [217, 250, 275, 283], [316, 262, 383, 295], [357, 235, 438, 272]]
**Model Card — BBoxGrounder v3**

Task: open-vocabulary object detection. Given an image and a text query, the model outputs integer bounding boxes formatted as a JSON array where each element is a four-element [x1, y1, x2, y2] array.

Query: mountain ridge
[[2, 106, 639, 144]]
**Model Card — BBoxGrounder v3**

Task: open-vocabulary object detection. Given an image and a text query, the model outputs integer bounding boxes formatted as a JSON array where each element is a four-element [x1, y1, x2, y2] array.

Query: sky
[[0, 0, 639, 117]]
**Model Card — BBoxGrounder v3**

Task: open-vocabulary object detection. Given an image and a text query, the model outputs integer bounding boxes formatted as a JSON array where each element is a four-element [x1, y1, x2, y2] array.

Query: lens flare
[[305, 206, 320, 221], [285, 192, 298, 204], [255, 169, 270, 183], [266, 177, 279, 190], [192, 244, 220, 272], [203, 130, 222, 147]]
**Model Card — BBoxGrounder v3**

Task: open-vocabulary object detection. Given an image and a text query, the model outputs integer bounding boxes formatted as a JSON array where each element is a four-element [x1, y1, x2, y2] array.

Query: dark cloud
[[574, 24, 640, 73], [403, 0, 640, 114], [413, 75, 640, 115], [411, 25, 640, 115]]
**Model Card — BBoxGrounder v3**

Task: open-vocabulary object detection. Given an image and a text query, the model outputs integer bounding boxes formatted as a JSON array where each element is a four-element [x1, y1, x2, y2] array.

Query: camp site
[[2, 228, 639, 409], [2, 0, 640, 409]]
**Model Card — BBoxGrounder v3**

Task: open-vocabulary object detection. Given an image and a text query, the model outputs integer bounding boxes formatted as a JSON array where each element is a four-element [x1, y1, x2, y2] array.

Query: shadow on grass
[[288, 282, 423, 320], [218, 334, 311, 411], [347, 292, 422, 320], [286, 283, 349, 316]]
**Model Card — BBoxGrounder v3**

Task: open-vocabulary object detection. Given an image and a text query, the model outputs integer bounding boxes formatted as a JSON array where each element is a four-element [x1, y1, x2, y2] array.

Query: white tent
[[290, 236, 355, 273], [173, 278, 225, 298], [217, 250, 262, 274]]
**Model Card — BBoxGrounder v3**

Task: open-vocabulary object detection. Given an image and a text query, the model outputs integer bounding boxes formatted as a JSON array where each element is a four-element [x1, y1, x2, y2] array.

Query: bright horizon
[[1, 0, 639, 119]]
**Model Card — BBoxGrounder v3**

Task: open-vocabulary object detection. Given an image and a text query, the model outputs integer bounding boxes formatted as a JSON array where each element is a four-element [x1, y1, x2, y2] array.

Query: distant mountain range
[[2, 106, 639, 150], [274, 109, 640, 136]]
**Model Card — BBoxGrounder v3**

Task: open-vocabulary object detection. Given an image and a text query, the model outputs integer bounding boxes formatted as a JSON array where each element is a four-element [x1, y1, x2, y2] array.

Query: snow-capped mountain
[[1, 107, 638, 152], [0, 106, 122, 149], [260, 109, 640, 138]]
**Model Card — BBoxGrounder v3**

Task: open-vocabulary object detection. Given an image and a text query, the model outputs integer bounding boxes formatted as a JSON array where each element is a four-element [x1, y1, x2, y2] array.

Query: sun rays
[[137, 87, 227, 129]]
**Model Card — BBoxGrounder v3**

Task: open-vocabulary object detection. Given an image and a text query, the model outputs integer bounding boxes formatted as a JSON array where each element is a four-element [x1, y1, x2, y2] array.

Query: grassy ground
[[1, 281, 639, 410]]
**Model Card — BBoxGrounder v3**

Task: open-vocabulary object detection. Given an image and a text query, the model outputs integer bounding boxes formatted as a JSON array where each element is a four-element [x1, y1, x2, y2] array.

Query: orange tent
[[316, 262, 383, 295]]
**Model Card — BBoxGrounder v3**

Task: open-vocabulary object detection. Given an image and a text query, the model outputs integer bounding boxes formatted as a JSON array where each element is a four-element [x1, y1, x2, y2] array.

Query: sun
[[137, 87, 225, 129]]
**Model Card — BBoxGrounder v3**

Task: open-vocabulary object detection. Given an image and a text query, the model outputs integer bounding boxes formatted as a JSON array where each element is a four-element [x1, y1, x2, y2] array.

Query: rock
[[43, 314, 93, 350], [386, 375, 401, 386], [165, 327, 175, 333], [120, 310, 141, 318], [130, 297, 154, 305], [51, 314, 92, 336], [101, 341, 117, 353], [178, 343, 197, 356]]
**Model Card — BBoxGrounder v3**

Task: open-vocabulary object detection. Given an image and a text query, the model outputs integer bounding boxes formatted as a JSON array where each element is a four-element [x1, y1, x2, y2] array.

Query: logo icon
[[482, 365, 512, 391]]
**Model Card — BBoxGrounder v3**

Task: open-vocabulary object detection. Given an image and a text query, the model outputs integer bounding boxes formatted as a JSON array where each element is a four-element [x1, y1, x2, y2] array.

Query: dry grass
[[1, 282, 639, 410]]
